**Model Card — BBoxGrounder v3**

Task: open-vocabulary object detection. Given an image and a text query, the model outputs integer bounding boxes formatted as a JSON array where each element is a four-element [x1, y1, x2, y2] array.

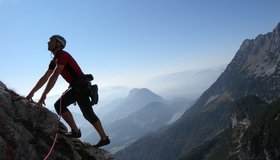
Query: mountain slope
[[115, 23, 280, 160], [179, 95, 280, 160], [107, 101, 172, 153]]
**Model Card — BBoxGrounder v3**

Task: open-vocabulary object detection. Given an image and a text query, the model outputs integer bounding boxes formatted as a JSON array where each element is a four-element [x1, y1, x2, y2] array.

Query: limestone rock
[[0, 82, 115, 160]]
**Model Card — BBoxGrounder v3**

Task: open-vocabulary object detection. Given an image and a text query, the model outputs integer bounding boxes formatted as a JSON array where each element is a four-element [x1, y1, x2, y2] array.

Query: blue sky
[[1, 0, 280, 98]]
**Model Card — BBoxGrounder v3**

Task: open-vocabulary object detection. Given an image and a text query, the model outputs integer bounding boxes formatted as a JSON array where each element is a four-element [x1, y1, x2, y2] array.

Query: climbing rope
[[0, 115, 15, 160], [43, 90, 66, 160], [0, 90, 66, 160]]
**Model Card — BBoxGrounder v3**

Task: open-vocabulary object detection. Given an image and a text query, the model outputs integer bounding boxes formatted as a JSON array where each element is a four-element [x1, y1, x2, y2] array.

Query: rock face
[[0, 81, 114, 160], [178, 96, 280, 160]]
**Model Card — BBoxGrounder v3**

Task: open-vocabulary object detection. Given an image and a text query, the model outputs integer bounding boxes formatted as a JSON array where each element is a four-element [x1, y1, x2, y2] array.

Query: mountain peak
[[129, 88, 148, 93], [275, 22, 280, 32], [127, 88, 163, 101], [129, 88, 156, 96], [228, 22, 280, 79]]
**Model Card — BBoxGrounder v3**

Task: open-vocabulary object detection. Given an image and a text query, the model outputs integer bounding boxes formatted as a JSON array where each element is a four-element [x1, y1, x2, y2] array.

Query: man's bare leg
[[92, 120, 110, 147], [62, 111, 79, 133], [93, 120, 107, 140]]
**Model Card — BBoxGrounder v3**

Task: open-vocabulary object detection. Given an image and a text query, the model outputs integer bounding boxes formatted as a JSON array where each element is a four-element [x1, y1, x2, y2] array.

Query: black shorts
[[54, 87, 99, 124]]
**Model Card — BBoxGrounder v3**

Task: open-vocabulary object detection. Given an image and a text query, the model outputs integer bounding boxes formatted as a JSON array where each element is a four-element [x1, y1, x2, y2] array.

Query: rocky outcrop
[[0, 81, 114, 160]]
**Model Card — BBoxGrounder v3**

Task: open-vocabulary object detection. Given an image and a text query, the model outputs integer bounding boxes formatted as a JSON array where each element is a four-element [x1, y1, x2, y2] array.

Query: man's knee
[[54, 99, 69, 114], [83, 112, 99, 124]]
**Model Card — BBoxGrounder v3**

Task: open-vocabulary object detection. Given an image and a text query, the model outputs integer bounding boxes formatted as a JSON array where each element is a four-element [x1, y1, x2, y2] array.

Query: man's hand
[[25, 69, 53, 104], [26, 93, 35, 103], [36, 100, 46, 107], [36, 94, 46, 107]]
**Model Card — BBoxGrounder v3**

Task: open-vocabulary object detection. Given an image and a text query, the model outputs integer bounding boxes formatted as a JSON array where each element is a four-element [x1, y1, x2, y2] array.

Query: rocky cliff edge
[[0, 81, 114, 160]]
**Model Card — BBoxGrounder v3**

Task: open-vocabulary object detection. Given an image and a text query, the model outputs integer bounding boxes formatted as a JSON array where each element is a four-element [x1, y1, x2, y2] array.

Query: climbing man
[[26, 35, 110, 148]]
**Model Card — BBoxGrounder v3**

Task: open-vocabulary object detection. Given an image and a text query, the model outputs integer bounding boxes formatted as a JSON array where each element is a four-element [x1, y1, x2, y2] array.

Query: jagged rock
[[0, 81, 115, 160]]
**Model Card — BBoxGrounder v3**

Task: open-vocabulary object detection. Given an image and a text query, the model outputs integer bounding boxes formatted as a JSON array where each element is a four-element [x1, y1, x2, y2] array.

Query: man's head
[[48, 35, 66, 52]]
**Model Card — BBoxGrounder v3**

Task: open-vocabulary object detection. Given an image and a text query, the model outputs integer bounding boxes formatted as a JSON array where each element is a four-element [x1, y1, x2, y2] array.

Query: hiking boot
[[65, 129, 81, 138], [93, 136, 110, 148]]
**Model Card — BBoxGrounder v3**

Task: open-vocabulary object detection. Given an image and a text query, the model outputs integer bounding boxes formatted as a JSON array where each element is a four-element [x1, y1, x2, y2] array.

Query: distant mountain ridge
[[85, 88, 193, 153], [101, 88, 165, 124], [115, 23, 280, 160]]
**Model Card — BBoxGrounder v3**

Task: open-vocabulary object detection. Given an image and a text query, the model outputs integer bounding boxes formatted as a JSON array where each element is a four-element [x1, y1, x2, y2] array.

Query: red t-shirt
[[48, 50, 84, 84]]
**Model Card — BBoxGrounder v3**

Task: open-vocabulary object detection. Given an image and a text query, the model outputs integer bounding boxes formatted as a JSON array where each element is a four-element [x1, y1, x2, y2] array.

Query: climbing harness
[[71, 74, 99, 106]]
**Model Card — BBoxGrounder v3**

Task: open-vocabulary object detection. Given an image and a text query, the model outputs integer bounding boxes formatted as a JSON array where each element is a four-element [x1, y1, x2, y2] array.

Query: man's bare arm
[[37, 65, 64, 107], [26, 70, 53, 101]]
